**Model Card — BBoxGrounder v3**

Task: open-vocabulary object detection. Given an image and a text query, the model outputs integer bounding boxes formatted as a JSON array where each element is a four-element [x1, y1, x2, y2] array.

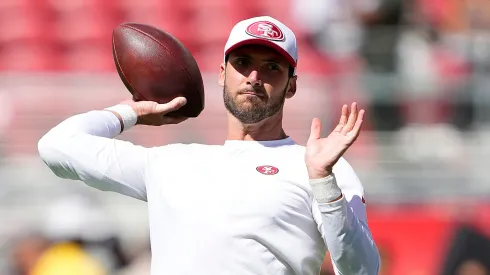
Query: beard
[[223, 82, 288, 124]]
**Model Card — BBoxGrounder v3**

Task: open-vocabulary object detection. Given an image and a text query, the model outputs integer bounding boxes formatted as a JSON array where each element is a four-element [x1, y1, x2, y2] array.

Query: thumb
[[308, 118, 322, 143], [154, 97, 187, 114]]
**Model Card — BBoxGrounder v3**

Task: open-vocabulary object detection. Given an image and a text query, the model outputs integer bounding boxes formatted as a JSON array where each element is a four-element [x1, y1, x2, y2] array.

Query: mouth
[[239, 90, 266, 98]]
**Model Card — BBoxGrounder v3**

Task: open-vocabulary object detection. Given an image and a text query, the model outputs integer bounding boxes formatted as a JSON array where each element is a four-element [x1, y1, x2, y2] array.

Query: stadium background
[[1, 0, 490, 274]]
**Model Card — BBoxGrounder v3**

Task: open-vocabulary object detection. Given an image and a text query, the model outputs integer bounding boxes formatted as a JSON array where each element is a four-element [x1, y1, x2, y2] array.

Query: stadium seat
[[119, 0, 180, 28], [254, 0, 297, 29], [0, 0, 329, 74], [0, 0, 53, 46], [45, 0, 116, 71], [228, 0, 264, 20], [118, 0, 198, 52], [53, 11, 113, 47], [60, 42, 114, 72], [296, 41, 333, 74], [0, 43, 60, 71], [50, 0, 117, 46], [193, 45, 224, 72], [186, 0, 235, 47], [0, 0, 60, 71]]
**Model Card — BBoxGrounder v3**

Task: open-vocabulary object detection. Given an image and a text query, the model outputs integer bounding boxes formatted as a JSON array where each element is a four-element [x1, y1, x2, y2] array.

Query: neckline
[[223, 137, 296, 148]]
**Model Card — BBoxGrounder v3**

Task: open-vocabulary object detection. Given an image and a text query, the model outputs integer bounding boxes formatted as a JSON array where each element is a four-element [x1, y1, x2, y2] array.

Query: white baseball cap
[[224, 16, 298, 69]]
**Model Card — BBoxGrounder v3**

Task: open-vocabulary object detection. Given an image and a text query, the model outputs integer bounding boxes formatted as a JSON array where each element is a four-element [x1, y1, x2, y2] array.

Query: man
[[38, 16, 380, 275]]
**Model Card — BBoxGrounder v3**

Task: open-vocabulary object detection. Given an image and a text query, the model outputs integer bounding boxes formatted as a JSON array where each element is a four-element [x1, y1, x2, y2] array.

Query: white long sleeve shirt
[[38, 110, 380, 275]]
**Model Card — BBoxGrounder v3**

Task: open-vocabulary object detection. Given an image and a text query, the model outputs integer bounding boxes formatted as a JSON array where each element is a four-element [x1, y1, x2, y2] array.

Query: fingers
[[333, 104, 348, 132], [335, 102, 365, 137], [163, 116, 188, 124], [341, 102, 357, 134], [308, 118, 322, 142], [339, 104, 348, 125], [350, 109, 364, 138], [154, 97, 187, 114], [340, 102, 358, 135]]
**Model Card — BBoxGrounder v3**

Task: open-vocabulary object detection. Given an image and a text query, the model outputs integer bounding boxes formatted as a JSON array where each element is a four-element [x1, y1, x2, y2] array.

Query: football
[[112, 23, 205, 117]]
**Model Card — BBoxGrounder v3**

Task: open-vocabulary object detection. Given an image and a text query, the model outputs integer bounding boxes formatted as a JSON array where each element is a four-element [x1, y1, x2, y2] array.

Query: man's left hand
[[305, 102, 364, 179]]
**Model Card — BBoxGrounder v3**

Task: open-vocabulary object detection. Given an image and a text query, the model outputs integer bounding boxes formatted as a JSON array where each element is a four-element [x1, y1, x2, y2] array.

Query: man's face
[[219, 45, 297, 124]]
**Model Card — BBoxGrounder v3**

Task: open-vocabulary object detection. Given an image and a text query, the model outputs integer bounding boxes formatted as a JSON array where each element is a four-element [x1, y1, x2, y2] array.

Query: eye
[[267, 63, 281, 71], [234, 58, 249, 66]]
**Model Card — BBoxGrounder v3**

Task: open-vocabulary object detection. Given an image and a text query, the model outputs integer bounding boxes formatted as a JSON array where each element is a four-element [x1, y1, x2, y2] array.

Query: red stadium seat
[[50, 0, 116, 46], [187, 0, 235, 37], [193, 44, 224, 72], [228, 0, 264, 20], [296, 41, 334, 74], [53, 11, 112, 46], [0, 43, 60, 71], [254, 0, 295, 27], [46, 0, 118, 71], [0, 0, 60, 71], [0, 0, 53, 45], [119, 0, 178, 28], [60, 42, 115, 72], [0, 0, 326, 73], [119, 0, 199, 53]]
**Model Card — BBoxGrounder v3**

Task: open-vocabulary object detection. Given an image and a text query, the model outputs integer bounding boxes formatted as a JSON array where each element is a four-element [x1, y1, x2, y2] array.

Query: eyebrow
[[232, 53, 286, 65]]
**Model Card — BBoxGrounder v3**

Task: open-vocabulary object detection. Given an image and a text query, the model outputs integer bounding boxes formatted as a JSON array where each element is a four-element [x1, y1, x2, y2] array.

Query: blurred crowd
[[295, 0, 490, 164], [5, 195, 148, 275], [2, 0, 490, 274]]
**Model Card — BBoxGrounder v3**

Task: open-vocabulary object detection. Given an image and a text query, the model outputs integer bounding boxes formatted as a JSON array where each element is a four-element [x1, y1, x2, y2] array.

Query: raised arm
[[38, 97, 187, 201], [305, 103, 380, 274], [310, 160, 379, 275]]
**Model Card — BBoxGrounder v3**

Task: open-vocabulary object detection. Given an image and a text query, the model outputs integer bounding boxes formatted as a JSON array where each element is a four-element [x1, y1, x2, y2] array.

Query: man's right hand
[[122, 97, 188, 126]]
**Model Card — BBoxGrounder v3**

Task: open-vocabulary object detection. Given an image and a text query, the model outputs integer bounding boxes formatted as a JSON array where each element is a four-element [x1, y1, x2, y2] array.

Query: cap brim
[[225, 38, 297, 68]]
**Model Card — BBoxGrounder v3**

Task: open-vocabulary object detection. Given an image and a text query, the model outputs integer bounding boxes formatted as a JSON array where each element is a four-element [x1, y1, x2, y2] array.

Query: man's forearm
[[311, 174, 380, 275]]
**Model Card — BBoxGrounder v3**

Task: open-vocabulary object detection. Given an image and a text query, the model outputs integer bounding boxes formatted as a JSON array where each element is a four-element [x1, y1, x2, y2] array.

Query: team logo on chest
[[256, 165, 279, 175]]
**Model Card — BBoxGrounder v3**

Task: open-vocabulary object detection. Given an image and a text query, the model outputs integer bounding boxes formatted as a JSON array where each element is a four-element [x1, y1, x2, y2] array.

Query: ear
[[219, 63, 226, 87], [285, 75, 297, 99]]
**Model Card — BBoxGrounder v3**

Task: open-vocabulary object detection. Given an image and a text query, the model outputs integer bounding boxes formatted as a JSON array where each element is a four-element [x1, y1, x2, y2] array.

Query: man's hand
[[305, 102, 364, 179], [121, 97, 188, 126]]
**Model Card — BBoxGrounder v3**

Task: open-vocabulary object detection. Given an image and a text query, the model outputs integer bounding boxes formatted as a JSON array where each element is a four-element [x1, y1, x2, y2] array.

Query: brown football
[[112, 23, 205, 117]]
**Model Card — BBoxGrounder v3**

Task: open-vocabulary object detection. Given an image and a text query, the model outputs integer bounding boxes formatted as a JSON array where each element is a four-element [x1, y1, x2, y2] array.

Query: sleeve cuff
[[104, 104, 138, 132], [309, 174, 342, 203]]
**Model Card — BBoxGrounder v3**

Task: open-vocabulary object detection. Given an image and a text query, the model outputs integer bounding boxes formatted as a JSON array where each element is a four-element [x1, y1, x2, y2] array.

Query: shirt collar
[[223, 137, 296, 148]]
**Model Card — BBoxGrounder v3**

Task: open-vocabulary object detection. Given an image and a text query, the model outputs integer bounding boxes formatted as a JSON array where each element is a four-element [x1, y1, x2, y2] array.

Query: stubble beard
[[223, 82, 287, 124]]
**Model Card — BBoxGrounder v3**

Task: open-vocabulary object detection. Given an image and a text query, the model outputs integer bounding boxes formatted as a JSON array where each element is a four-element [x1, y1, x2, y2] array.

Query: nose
[[246, 70, 262, 87]]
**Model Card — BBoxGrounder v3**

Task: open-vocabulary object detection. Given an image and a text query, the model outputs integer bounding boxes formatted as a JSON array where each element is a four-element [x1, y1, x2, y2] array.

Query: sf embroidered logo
[[256, 165, 279, 175], [246, 21, 285, 41]]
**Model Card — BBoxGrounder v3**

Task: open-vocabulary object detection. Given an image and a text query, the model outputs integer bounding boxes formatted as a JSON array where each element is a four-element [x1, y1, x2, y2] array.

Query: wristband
[[104, 104, 138, 132], [309, 174, 342, 203]]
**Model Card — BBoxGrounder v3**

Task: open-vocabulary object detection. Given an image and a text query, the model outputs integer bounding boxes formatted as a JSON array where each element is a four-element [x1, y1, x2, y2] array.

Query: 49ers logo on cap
[[246, 21, 285, 41], [256, 165, 279, 175]]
